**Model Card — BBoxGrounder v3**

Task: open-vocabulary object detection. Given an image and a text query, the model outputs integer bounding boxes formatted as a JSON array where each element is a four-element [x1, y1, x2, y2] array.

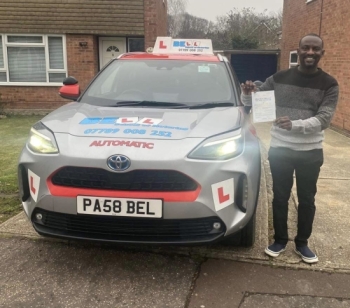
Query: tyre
[[221, 211, 256, 247], [239, 210, 256, 247]]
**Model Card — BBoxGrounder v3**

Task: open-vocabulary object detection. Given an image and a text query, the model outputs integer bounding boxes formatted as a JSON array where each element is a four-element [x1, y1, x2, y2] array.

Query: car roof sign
[[153, 37, 214, 55]]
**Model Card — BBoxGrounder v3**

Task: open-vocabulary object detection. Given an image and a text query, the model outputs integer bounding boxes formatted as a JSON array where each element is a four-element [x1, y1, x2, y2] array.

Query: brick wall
[[1, 34, 98, 112], [281, 0, 350, 132], [144, 0, 167, 49], [66, 35, 99, 93], [0, 1, 168, 112], [281, 0, 321, 70]]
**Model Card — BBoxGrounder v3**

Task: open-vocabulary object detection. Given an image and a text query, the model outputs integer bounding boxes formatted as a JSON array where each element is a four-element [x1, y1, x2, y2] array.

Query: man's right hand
[[241, 81, 257, 95]]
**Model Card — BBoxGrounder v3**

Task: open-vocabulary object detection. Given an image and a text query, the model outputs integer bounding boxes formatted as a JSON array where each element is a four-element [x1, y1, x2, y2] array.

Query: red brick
[[0, 0, 168, 112], [282, 0, 350, 132], [144, 0, 167, 49]]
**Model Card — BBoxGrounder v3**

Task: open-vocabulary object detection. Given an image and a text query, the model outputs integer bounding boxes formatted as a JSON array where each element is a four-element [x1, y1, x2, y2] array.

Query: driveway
[[1, 122, 350, 307]]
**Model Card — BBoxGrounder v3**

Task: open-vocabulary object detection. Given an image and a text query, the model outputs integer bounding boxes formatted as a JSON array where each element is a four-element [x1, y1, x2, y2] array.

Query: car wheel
[[221, 211, 256, 247], [239, 211, 256, 247]]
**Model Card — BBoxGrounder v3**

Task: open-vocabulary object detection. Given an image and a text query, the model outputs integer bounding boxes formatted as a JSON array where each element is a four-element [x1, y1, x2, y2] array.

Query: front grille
[[32, 209, 225, 243], [51, 167, 198, 192]]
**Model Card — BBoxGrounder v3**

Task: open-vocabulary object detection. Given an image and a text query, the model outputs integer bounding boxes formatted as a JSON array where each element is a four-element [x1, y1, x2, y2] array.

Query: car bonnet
[[41, 103, 242, 139]]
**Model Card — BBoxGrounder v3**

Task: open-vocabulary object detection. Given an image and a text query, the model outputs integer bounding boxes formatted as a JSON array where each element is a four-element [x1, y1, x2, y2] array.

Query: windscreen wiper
[[114, 101, 188, 108], [172, 102, 235, 109]]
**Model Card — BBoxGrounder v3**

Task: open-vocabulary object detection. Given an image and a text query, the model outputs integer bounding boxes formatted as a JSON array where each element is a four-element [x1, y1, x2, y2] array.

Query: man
[[241, 34, 339, 263]]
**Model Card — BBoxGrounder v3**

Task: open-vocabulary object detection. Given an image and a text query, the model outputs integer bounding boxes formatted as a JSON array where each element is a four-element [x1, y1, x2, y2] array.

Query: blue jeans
[[268, 147, 323, 247]]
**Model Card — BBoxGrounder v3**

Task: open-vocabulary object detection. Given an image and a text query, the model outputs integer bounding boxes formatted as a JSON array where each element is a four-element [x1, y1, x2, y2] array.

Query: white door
[[99, 37, 126, 68]]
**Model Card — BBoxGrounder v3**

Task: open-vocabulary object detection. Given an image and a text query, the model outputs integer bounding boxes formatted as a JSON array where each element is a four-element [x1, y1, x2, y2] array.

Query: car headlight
[[27, 123, 59, 154], [188, 134, 244, 160]]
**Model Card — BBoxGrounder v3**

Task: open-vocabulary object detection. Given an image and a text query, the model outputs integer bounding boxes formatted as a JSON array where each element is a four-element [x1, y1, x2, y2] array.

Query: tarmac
[[0, 122, 350, 307]]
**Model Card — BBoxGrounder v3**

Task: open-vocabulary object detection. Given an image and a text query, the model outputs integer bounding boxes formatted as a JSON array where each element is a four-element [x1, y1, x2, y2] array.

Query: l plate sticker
[[138, 118, 163, 125], [211, 179, 234, 211], [28, 169, 40, 202]]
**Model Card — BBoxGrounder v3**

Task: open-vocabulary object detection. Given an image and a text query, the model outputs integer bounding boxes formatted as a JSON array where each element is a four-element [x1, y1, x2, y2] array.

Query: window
[[82, 60, 235, 106], [128, 38, 145, 52], [0, 34, 67, 85], [289, 51, 298, 68]]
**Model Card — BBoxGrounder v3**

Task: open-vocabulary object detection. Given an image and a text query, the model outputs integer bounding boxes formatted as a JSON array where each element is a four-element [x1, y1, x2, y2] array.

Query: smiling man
[[241, 33, 339, 263]]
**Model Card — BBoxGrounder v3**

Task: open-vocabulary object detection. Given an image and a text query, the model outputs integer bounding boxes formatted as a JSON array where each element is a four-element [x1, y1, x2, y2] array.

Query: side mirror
[[63, 76, 78, 85], [59, 77, 80, 101]]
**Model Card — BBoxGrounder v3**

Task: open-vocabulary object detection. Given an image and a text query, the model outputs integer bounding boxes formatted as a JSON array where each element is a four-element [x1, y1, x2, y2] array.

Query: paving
[[0, 237, 197, 308], [1, 122, 350, 307], [188, 260, 350, 308], [255, 122, 350, 272]]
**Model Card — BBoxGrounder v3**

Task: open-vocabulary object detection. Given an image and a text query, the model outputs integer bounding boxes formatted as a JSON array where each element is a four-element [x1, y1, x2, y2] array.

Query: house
[[0, 0, 167, 113], [281, 0, 350, 133]]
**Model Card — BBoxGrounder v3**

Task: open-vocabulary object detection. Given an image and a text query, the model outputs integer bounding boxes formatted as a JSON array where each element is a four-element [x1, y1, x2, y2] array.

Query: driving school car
[[18, 37, 261, 247]]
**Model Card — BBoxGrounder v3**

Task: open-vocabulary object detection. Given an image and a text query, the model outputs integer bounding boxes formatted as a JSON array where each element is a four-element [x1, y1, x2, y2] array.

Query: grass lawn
[[0, 197, 24, 224], [0, 115, 43, 223]]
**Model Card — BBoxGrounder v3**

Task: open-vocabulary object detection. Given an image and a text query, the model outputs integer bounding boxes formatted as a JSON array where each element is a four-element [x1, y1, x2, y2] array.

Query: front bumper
[[32, 208, 226, 244], [19, 133, 261, 244]]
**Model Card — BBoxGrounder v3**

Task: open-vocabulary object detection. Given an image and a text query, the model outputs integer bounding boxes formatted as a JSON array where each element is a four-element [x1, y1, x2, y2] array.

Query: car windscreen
[[80, 59, 237, 107]]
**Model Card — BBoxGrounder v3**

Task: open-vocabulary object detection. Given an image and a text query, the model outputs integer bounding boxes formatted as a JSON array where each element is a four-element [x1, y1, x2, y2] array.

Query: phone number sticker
[[84, 128, 172, 138]]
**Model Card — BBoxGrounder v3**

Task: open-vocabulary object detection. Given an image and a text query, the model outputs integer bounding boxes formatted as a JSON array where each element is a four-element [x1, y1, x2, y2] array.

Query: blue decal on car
[[123, 129, 147, 135], [150, 130, 172, 138], [84, 128, 120, 134], [79, 117, 104, 124], [80, 117, 189, 131], [99, 117, 118, 124]]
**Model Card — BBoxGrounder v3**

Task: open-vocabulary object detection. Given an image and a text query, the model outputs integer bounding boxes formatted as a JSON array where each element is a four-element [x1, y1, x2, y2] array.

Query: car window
[[81, 60, 236, 106], [99, 66, 120, 95]]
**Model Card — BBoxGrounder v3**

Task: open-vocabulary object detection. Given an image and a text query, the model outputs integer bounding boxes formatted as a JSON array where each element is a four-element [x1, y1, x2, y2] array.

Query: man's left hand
[[274, 116, 292, 130]]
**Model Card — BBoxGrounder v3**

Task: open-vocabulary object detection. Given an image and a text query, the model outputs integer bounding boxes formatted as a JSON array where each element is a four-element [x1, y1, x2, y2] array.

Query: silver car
[[18, 38, 261, 247]]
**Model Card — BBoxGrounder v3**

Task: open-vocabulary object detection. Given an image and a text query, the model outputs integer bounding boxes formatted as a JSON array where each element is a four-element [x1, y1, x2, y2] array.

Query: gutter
[[319, 0, 325, 35]]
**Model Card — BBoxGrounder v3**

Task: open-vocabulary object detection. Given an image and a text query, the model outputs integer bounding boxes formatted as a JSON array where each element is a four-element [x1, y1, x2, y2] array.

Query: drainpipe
[[319, 0, 324, 36]]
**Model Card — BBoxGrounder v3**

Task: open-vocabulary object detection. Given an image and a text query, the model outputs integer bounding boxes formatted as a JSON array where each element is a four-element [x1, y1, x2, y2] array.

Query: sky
[[186, 0, 284, 22]]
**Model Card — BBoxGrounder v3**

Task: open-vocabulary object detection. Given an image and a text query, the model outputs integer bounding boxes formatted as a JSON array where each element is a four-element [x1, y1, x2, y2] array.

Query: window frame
[[289, 50, 298, 68], [127, 37, 145, 52], [0, 34, 67, 86]]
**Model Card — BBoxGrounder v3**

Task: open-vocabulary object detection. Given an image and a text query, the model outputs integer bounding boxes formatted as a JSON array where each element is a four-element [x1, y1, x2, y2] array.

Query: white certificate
[[252, 91, 276, 123]]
